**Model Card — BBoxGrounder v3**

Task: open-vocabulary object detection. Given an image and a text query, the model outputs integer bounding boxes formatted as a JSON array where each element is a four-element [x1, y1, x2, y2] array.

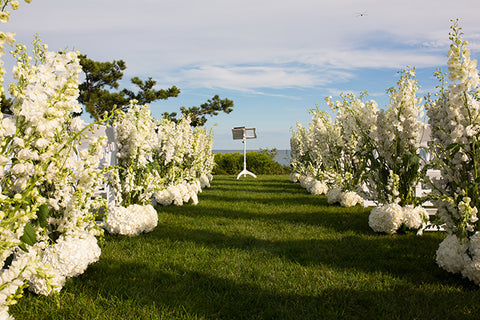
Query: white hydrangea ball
[[340, 191, 363, 207], [199, 174, 210, 189], [289, 172, 300, 183], [154, 189, 174, 206], [309, 180, 328, 195], [462, 232, 480, 284], [168, 185, 184, 206], [403, 205, 428, 230], [368, 203, 404, 234], [106, 204, 158, 236], [326, 187, 343, 205], [29, 268, 66, 296], [436, 234, 468, 274], [300, 176, 314, 190], [40, 232, 101, 278]]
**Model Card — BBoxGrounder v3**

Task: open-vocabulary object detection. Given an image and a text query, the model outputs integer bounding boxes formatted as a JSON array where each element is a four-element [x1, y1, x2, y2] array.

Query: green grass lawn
[[10, 175, 480, 320]]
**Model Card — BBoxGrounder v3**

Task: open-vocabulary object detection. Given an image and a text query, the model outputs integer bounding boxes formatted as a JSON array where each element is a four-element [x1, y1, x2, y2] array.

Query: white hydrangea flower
[[105, 204, 158, 236], [289, 172, 300, 183], [154, 189, 174, 206], [403, 205, 429, 230], [199, 174, 210, 189], [309, 180, 328, 196], [169, 185, 184, 206], [299, 176, 314, 190], [340, 191, 364, 207], [436, 234, 468, 274], [462, 232, 480, 284], [28, 268, 65, 296], [368, 203, 404, 234], [327, 187, 343, 205], [39, 232, 101, 278]]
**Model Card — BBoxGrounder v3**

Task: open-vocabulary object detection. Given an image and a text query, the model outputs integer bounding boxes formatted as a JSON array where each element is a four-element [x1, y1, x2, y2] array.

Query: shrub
[[213, 152, 290, 175]]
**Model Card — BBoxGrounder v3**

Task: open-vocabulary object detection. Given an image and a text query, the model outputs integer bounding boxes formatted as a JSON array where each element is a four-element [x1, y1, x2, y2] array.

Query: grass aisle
[[11, 175, 480, 319]]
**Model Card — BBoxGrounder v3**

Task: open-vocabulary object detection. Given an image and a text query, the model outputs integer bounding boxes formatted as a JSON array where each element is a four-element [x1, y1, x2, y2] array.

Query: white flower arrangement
[[369, 204, 429, 234], [368, 203, 405, 235], [41, 233, 101, 278], [462, 232, 480, 284], [340, 191, 364, 208], [403, 205, 429, 230], [291, 94, 379, 206], [111, 105, 214, 211], [426, 21, 480, 238], [309, 180, 328, 196], [28, 267, 65, 297], [436, 232, 480, 285], [324, 188, 364, 207], [0, 2, 214, 317], [153, 188, 175, 206], [289, 172, 300, 183], [105, 204, 158, 237], [1, 30, 107, 317], [28, 232, 101, 295], [199, 173, 211, 189], [422, 21, 480, 284], [436, 234, 468, 274], [326, 92, 378, 193], [327, 187, 343, 205]]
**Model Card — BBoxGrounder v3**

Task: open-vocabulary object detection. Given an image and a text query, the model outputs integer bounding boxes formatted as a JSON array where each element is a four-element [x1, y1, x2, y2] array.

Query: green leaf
[[447, 143, 462, 155], [37, 204, 49, 228], [19, 222, 37, 247], [18, 243, 28, 252]]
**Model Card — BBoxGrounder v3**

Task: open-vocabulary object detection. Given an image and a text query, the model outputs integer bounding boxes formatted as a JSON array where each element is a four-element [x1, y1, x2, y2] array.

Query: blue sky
[[4, 0, 480, 149]]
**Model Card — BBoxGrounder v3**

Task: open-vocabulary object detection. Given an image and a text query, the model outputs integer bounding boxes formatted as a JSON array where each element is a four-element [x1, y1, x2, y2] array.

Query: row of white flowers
[[290, 20, 480, 284], [0, 2, 215, 318], [0, 29, 106, 320], [427, 21, 480, 285], [105, 102, 214, 236]]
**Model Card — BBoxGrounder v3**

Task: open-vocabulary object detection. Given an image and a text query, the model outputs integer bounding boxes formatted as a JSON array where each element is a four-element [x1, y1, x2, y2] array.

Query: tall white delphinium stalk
[[370, 68, 425, 207], [426, 20, 480, 284], [326, 92, 378, 197], [113, 103, 160, 206], [2, 37, 107, 320]]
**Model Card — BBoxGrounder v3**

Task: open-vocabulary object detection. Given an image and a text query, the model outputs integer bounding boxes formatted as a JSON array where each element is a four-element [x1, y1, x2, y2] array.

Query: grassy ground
[[10, 175, 480, 320]]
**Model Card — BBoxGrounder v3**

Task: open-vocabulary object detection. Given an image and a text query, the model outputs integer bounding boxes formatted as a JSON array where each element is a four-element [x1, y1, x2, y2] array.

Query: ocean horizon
[[213, 149, 292, 166]]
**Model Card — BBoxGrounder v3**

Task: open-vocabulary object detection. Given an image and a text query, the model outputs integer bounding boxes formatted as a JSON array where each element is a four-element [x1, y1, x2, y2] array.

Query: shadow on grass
[[147, 224, 451, 286], [10, 175, 480, 320], [159, 178, 374, 235], [59, 256, 480, 320], [159, 195, 372, 234]]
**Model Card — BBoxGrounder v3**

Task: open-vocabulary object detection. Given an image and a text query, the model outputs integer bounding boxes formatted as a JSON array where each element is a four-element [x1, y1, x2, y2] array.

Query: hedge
[[212, 152, 290, 175]]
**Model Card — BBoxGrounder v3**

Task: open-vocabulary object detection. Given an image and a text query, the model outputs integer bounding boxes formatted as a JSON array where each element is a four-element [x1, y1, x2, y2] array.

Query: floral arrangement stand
[[232, 126, 257, 179]]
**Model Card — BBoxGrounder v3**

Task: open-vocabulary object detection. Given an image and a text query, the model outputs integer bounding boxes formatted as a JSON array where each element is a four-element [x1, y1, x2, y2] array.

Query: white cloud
[[298, 49, 445, 70], [5, 0, 480, 93], [171, 65, 352, 90]]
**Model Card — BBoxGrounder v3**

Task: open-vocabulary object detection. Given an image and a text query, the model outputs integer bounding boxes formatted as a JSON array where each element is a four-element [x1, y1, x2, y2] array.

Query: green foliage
[[212, 152, 289, 175], [79, 55, 234, 126], [78, 54, 180, 120], [163, 94, 234, 127], [0, 94, 13, 114], [18, 222, 36, 251]]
